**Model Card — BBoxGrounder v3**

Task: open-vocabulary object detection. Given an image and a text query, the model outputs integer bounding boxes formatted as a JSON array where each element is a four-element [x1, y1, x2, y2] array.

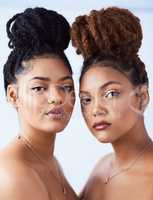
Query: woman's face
[[79, 65, 144, 143], [10, 56, 75, 134]]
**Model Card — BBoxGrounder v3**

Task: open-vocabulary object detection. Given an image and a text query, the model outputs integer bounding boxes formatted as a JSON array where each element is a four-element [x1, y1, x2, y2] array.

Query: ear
[[7, 84, 19, 109], [137, 84, 149, 112]]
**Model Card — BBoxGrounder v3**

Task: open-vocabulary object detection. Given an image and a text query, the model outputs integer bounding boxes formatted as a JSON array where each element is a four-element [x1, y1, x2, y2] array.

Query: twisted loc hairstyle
[[71, 7, 148, 86], [3, 7, 72, 93]]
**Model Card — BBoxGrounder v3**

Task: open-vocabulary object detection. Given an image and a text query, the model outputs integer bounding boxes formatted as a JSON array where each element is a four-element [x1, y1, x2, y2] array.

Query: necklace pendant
[[63, 187, 67, 195], [18, 135, 21, 139], [104, 177, 109, 184]]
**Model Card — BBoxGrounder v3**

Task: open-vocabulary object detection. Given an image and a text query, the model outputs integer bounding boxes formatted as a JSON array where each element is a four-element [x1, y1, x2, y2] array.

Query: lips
[[46, 107, 65, 119], [93, 121, 111, 131]]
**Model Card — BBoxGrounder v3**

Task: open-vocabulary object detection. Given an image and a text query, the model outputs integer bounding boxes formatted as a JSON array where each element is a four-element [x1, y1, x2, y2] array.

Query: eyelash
[[31, 86, 47, 93], [31, 85, 74, 94], [104, 90, 120, 99], [59, 85, 74, 92], [80, 97, 91, 106], [80, 90, 120, 106]]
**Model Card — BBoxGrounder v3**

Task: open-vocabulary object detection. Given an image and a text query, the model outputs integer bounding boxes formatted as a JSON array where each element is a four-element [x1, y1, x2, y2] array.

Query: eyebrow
[[80, 81, 122, 94], [29, 75, 73, 82], [100, 81, 122, 90]]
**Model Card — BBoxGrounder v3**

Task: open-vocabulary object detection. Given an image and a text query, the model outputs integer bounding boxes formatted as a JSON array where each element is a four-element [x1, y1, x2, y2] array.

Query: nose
[[48, 85, 63, 105], [92, 96, 107, 117]]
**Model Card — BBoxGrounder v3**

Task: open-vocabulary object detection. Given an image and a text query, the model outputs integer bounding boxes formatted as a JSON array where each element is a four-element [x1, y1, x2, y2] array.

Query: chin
[[97, 137, 111, 144], [40, 121, 67, 134], [27, 120, 66, 135], [93, 131, 112, 144], [46, 126, 66, 134]]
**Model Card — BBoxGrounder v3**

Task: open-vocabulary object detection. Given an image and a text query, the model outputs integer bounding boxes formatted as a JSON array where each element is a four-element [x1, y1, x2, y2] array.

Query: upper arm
[[79, 176, 104, 200], [0, 163, 49, 200], [79, 154, 112, 200]]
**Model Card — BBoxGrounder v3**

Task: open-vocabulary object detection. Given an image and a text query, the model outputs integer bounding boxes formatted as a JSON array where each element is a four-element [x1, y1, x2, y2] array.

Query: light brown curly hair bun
[[71, 7, 142, 60], [71, 7, 148, 86]]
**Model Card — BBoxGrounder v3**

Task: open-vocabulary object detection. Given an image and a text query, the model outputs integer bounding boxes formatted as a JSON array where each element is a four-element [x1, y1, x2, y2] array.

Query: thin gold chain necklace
[[104, 140, 153, 184], [17, 135, 67, 195]]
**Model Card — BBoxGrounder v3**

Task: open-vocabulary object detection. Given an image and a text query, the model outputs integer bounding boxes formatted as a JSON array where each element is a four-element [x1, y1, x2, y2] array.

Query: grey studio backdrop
[[0, 0, 153, 193]]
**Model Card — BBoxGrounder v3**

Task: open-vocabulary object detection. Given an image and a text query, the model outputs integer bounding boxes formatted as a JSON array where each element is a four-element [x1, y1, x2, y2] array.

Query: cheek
[[109, 100, 128, 120], [68, 95, 76, 110], [82, 106, 93, 128], [18, 91, 46, 116], [63, 103, 74, 122], [110, 97, 139, 124], [63, 93, 75, 112]]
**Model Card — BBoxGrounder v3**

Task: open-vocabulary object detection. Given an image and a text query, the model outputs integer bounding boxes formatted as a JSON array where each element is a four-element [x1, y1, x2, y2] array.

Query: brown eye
[[58, 85, 74, 93], [31, 86, 47, 93], [104, 90, 120, 99], [63, 85, 74, 92], [80, 96, 91, 106]]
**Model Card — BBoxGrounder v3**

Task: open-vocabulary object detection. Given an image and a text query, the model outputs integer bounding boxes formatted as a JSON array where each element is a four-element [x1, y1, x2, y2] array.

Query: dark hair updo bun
[[3, 7, 72, 92], [7, 8, 70, 52]]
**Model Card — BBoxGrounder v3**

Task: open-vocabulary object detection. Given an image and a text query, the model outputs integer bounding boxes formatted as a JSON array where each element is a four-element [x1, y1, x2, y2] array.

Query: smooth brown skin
[[79, 65, 153, 200], [0, 56, 78, 200]]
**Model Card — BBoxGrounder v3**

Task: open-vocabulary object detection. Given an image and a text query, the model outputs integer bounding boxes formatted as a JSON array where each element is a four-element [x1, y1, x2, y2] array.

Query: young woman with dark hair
[[0, 7, 78, 200]]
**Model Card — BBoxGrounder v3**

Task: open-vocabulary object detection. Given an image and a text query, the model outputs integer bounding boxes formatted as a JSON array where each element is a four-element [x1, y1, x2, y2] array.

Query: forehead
[[80, 66, 132, 90], [17, 57, 71, 82]]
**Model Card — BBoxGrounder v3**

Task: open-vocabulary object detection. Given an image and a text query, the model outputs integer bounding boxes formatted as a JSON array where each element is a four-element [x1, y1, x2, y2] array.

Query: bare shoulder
[[0, 151, 49, 200], [90, 153, 113, 177], [79, 153, 113, 200]]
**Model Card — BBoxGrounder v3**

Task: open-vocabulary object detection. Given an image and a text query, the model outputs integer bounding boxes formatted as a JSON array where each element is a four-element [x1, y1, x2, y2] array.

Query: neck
[[19, 128, 56, 161], [111, 119, 152, 167]]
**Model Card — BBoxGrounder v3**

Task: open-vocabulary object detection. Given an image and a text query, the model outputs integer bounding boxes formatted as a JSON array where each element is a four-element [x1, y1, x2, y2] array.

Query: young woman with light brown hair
[[71, 7, 153, 200]]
